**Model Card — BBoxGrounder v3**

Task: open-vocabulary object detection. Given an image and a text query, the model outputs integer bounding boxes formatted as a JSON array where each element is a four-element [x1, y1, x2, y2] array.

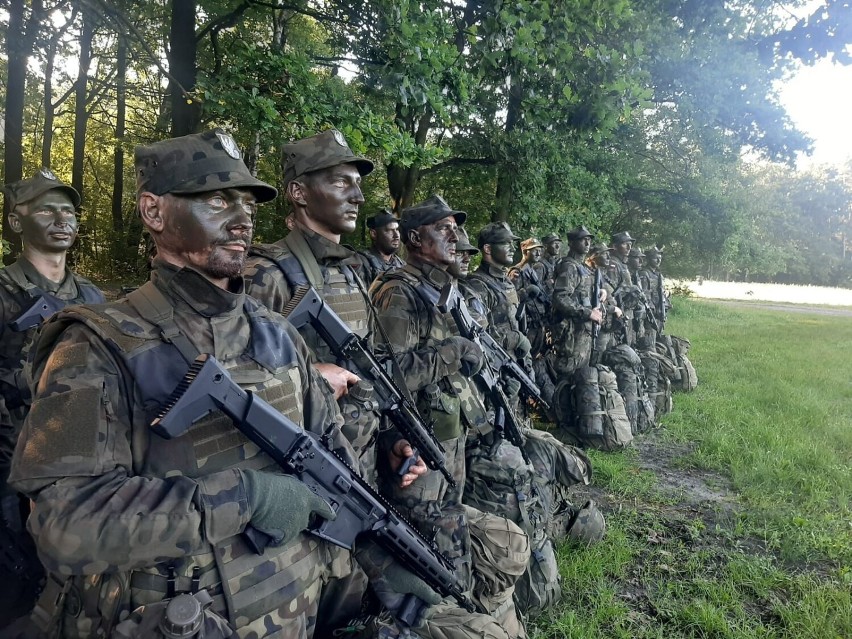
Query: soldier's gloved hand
[[241, 469, 336, 547], [438, 336, 483, 376], [503, 377, 522, 401], [354, 536, 442, 627], [514, 333, 532, 359], [525, 284, 542, 301]]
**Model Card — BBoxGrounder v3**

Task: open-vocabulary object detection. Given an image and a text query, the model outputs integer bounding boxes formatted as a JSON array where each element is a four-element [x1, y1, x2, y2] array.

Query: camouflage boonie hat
[[282, 129, 374, 187], [588, 243, 612, 256], [566, 225, 594, 241], [456, 226, 479, 254], [520, 237, 543, 252], [628, 247, 645, 258], [366, 209, 398, 229], [611, 231, 635, 244], [4, 168, 80, 210], [134, 129, 277, 202], [478, 222, 519, 248], [542, 233, 561, 244], [400, 194, 466, 236]]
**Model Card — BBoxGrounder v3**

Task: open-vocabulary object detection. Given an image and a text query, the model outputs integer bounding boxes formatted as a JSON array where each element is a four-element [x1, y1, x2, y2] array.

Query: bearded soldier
[[356, 209, 405, 285], [9, 130, 438, 639], [0, 169, 105, 626]]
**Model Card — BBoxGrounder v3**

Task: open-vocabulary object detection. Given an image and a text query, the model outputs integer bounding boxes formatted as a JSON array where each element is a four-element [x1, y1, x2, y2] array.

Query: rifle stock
[[281, 285, 453, 486], [151, 354, 476, 616], [10, 294, 65, 331]]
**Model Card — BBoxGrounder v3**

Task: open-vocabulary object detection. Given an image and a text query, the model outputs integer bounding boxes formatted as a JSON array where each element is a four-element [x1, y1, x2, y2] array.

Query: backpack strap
[[125, 282, 198, 364]]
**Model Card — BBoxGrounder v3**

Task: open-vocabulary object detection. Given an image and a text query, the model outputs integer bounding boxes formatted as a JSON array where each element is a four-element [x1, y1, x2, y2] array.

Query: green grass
[[529, 299, 852, 639]]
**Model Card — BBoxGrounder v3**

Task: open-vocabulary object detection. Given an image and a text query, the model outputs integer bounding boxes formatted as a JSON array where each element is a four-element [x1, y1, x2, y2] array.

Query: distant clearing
[[672, 280, 852, 306]]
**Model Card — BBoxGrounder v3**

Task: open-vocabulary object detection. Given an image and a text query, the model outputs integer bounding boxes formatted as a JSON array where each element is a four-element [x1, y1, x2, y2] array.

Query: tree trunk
[[169, 0, 199, 136], [69, 7, 94, 266], [3, 0, 44, 264], [493, 70, 523, 222], [41, 36, 58, 168], [387, 109, 432, 212], [111, 34, 128, 263]]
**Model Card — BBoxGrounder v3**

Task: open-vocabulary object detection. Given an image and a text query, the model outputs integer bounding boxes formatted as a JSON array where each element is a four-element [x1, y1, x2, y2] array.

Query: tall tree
[[2, 0, 44, 263]]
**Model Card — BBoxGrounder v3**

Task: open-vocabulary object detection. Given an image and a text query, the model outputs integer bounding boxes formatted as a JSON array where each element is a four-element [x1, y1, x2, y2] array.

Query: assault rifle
[[437, 284, 532, 463], [657, 273, 667, 327], [281, 285, 453, 487], [590, 267, 602, 357], [151, 354, 476, 621], [10, 294, 64, 331]]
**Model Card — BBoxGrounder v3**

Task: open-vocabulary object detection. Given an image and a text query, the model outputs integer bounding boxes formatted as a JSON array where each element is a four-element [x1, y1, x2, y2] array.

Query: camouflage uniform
[[244, 226, 380, 479], [356, 248, 405, 288], [0, 171, 105, 627], [371, 197, 522, 639], [638, 247, 668, 346], [537, 234, 562, 295], [244, 129, 380, 635], [550, 254, 596, 377], [9, 262, 353, 639]]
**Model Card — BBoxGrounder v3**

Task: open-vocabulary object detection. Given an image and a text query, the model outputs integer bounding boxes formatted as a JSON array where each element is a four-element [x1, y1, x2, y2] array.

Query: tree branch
[[419, 157, 495, 176]]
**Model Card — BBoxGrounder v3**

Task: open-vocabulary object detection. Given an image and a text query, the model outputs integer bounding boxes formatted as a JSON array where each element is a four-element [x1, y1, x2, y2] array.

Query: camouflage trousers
[[548, 322, 593, 378], [413, 507, 529, 639]]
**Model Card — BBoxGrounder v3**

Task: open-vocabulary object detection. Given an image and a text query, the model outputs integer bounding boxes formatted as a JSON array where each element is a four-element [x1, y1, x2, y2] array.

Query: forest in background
[[1, 0, 852, 287]]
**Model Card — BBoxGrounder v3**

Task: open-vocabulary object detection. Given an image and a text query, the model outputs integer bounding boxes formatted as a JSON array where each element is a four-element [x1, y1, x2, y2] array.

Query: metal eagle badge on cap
[[40, 168, 58, 181], [331, 129, 348, 148], [216, 132, 242, 160]]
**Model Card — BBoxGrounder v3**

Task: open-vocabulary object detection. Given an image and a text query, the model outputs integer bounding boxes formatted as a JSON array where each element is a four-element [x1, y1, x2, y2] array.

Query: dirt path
[[699, 299, 852, 317]]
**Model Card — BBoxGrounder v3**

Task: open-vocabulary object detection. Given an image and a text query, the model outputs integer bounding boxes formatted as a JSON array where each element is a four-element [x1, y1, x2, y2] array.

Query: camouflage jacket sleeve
[[9, 324, 257, 576], [243, 256, 295, 315], [371, 281, 456, 392], [553, 261, 590, 321]]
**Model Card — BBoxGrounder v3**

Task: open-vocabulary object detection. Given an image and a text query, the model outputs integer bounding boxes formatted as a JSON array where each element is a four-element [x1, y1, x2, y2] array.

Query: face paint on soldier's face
[[373, 222, 400, 255], [297, 164, 364, 238], [614, 241, 632, 258], [628, 256, 643, 270], [488, 242, 514, 268], [570, 236, 592, 256], [158, 189, 255, 283], [546, 240, 561, 256], [12, 190, 79, 254], [449, 250, 473, 278], [529, 247, 542, 263], [594, 251, 611, 268], [649, 254, 662, 269], [415, 215, 458, 268]]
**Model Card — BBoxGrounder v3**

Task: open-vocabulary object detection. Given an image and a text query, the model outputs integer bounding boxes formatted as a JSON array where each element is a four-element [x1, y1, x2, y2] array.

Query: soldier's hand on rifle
[[524, 284, 542, 301], [389, 439, 429, 488], [599, 289, 608, 303], [590, 307, 603, 324], [315, 362, 360, 400], [241, 469, 337, 547], [438, 336, 483, 376], [354, 537, 442, 628], [613, 306, 623, 319]]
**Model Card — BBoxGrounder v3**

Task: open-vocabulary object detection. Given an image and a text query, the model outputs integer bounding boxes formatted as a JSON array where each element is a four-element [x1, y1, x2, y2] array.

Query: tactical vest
[[0, 266, 104, 411], [375, 269, 484, 441], [467, 269, 520, 334], [553, 258, 593, 323], [33, 282, 337, 636], [249, 236, 370, 366]]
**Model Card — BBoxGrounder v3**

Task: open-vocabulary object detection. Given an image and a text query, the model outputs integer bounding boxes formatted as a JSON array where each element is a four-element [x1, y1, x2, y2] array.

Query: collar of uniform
[[151, 260, 244, 317], [404, 255, 453, 289], [293, 225, 356, 264], [477, 262, 508, 280], [13, 256, 74, 295]]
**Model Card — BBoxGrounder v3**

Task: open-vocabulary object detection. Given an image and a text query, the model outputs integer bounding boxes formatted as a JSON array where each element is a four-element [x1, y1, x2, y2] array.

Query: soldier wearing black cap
[[539, 233, 562, 292], [607, 231, 645, 347], [370, 196, 525, 638], [466, 223, 532, 366], [638, 246, 669, 341], [0, 169, 105, 626], [356, 208, 405, 285], [548, 226, 602, 376], [9, 130, 441, 638], [588, 243, 624, 358]]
